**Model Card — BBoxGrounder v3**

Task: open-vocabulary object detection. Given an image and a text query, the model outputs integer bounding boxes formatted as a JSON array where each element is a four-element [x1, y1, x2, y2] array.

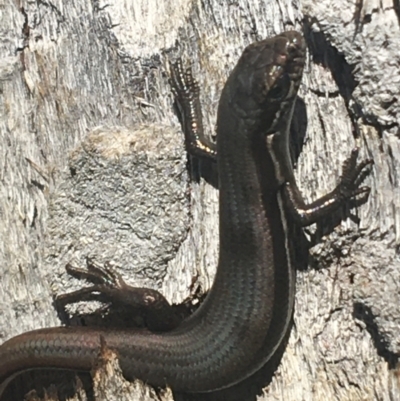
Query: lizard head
[[220, 30, 306, 136]]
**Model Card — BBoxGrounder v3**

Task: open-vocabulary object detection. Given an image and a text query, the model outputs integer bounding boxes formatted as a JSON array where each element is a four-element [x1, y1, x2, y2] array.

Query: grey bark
[[0, 0, 399, 400]]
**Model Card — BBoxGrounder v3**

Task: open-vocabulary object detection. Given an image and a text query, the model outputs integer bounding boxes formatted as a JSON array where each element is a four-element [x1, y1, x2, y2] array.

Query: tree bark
[[1, 0, 399, 400]]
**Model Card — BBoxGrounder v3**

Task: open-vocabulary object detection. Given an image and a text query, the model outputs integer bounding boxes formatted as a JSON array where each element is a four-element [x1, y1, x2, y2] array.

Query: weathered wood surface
[[0, 0, 399, 400]]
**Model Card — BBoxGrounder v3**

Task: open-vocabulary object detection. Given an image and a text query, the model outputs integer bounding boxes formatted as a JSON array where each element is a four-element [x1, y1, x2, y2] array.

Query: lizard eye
[[268, 73, 291, 101]]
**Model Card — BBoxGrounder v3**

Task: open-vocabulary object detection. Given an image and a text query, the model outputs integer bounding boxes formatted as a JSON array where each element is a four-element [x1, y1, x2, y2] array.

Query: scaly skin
[[0, 31, 372, 396]]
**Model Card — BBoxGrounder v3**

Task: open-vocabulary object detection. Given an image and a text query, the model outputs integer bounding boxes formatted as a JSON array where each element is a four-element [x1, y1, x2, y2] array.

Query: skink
[[0, 31, 372, 397]]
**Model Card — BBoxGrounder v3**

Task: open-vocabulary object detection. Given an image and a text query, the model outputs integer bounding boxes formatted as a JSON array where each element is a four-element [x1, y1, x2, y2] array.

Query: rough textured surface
[[46, 125, 189, 301], [0, 0, 399, 400]]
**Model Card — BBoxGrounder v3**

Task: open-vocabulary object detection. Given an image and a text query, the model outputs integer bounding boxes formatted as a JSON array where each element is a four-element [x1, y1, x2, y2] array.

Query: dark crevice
[[302, 22, 397, 137], [30, 179, 46, 192], [37, 0, 66, 23], [309, 88, 340, 98], [353, 0, 364, 37], [353, 0, 381, 37], [303, 23, 356, 99], [30, 205, 38, 228], [289, 97, 308, 166], [395, 0, 400, 25], [16, 6, 30, 55]]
